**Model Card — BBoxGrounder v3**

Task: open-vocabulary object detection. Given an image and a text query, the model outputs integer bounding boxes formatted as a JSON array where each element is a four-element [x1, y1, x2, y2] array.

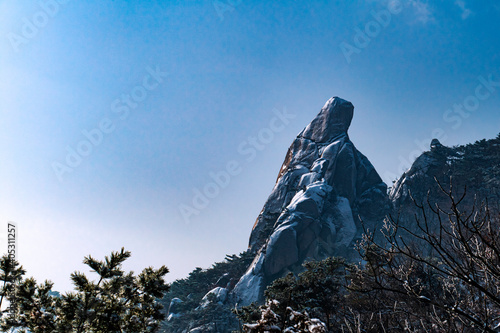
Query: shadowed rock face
[[390, 136, 500, 212], [234, 97, 389, 305]]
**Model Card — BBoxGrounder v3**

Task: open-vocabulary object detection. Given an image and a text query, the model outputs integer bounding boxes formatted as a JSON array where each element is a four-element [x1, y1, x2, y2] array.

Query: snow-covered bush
[[243, 300, 326, 333]]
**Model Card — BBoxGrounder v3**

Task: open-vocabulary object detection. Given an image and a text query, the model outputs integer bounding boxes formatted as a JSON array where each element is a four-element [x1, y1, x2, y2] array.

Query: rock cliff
[[233, 97, 389, 304]]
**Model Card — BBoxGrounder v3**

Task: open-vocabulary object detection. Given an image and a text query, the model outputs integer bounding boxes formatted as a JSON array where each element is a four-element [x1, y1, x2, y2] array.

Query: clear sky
[[0, 0, 499, 292]]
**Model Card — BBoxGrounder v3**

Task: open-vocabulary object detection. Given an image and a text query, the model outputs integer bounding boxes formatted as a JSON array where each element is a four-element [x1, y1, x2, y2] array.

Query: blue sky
[[0, 0, 499, 292]]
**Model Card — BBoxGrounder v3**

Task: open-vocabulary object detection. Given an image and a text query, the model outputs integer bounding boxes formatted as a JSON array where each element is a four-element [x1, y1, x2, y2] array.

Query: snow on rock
[[234, 97, 389, 304], [430, 138, 444, 150], [390, 138, 448, 203], [215, 272, 231, 287], [188, 324, 215, 333], [334, 197, 356, 248], [167, 297, 183, 321], [199, 287, 228, 308], [232, 251, 266, 306]]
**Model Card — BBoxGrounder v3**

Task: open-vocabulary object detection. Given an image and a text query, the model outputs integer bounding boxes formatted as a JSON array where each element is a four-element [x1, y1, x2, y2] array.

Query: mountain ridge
[[162, 97, 500, 332]]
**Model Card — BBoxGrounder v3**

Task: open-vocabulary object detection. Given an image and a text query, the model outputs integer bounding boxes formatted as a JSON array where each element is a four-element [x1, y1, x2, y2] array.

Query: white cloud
[[366, 0, 435, 24], [408, 0, 434, 24], [455, 0, 472, 20]]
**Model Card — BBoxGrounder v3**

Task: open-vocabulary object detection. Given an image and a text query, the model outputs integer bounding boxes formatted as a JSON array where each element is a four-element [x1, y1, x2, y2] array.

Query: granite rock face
[[233, 97, 389, 304], [166, 298, 183, 321], [199, 287, 228, 308]]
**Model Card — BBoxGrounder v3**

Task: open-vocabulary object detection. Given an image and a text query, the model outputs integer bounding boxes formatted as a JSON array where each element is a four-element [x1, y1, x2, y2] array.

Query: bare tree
[[349, 180, 500, 332]]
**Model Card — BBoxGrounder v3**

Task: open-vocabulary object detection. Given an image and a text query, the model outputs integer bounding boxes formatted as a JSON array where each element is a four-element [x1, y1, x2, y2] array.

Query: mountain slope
[[161, 98, 499, 332]]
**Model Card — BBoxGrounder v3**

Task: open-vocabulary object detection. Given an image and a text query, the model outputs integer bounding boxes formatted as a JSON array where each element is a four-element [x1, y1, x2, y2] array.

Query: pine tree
[[238, 257, 346, 331], [0, 248, 170, 333], [0, 255, 25, 309]]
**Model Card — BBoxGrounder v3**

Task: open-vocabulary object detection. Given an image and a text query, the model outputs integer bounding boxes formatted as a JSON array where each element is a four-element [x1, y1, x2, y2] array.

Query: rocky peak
[[391, 134, 500, 206], [430, 138, 444, 151], [298, 97, 354, 143], [233, 97, 389, 305]]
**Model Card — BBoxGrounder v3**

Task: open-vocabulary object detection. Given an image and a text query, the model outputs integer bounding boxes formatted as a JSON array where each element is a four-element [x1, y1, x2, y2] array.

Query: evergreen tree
[[162, 250, 253, 332], [239, 257, 346, 331], [0, 248, 170, 333], [0, 255, 25, 309]]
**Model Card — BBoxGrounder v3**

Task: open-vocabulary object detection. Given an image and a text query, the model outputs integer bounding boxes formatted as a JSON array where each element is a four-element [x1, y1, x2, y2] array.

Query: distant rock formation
[[430, 138, 444, 150], [390, 135, 500, 208], [233, 97, 389, 304]]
